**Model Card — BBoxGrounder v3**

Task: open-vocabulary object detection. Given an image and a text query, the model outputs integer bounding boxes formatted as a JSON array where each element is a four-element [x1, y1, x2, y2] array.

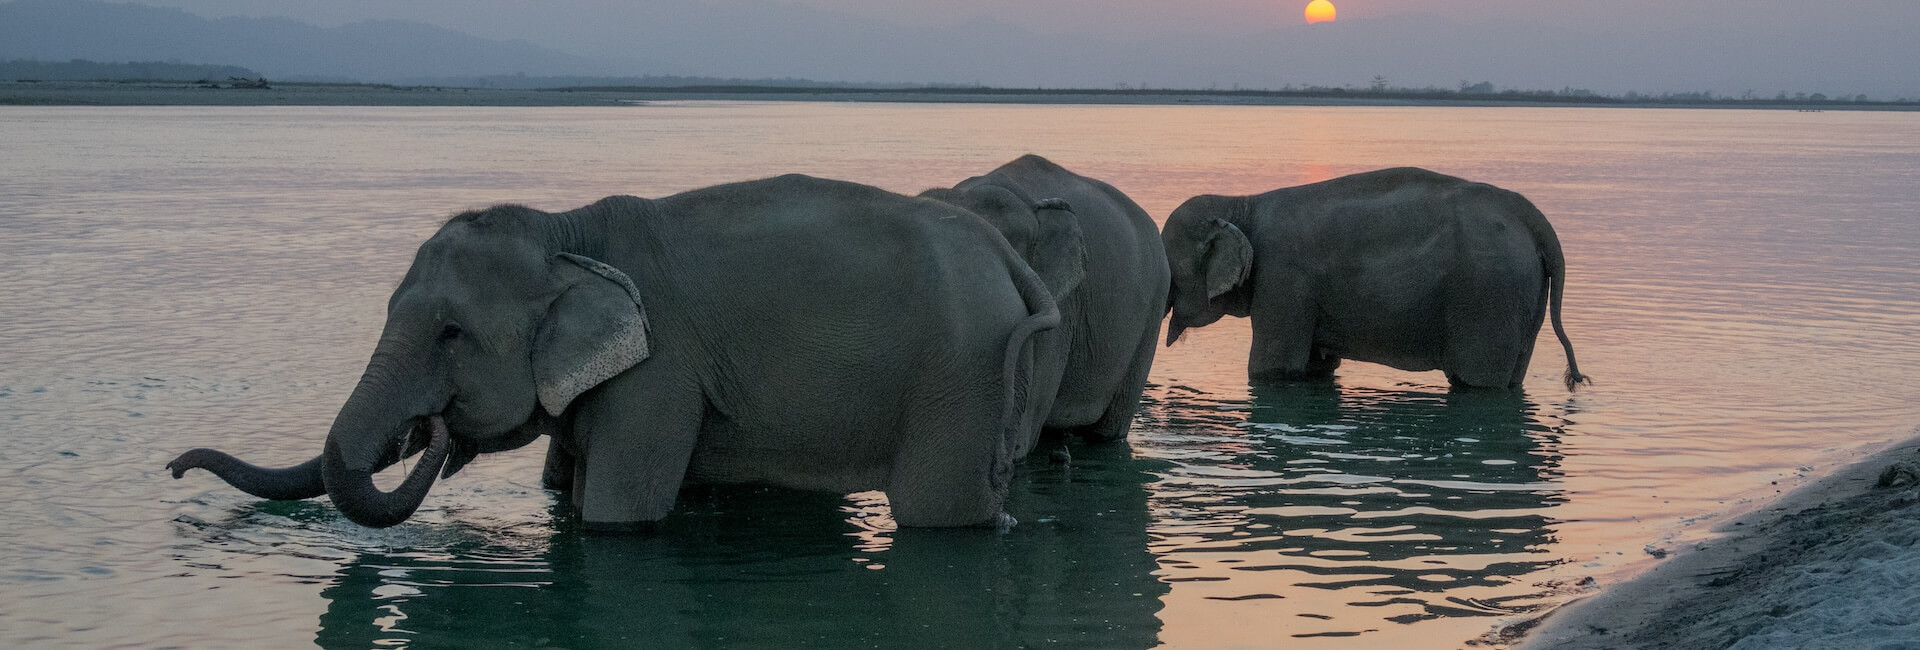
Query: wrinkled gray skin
[[1163, 167, 1590, 390], [170, 175, 1060, 530], [920, 155, 1169, 452]]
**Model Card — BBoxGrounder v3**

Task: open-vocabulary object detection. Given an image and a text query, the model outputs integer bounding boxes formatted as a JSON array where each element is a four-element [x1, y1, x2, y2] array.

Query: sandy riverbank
[[1512, 429, 1920, 649]]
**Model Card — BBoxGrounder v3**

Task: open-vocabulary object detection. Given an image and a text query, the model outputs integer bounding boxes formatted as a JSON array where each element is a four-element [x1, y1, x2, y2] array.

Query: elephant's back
[[960, 162, 1167, 348], [1266, 170, 1536, 262], [971, 161, 1169, 291], [653, 173, 1033, 353]]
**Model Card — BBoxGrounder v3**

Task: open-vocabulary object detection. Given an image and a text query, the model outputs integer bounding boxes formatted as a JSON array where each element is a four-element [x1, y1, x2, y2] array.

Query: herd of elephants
[[168, 154, 1590, 532]]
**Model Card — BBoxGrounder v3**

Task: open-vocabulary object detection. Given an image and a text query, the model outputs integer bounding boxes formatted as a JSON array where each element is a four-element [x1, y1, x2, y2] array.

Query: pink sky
[[119, 0, 1920, 95], [772, 0, 1885, 37], [142, 0, 1912, 38]]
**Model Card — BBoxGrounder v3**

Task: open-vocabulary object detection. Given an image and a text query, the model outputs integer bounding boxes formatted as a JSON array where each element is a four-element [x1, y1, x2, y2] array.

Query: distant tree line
[[6, 59, 1909, 106], [405, 73, 966, 91], [1369, 79, 1897, 105], [1128, 79, 1912, 106], [611, 82, 1914, 107], [1, 59, 260, 82]]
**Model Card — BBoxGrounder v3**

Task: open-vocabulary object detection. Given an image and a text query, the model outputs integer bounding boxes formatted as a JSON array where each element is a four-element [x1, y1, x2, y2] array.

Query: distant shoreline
[[4, 80, 1918, 111]]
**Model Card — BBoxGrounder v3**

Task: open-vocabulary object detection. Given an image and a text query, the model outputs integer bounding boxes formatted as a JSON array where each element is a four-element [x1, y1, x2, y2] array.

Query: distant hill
[[0, 59, 258, 82], [0, 0, 611, 81]]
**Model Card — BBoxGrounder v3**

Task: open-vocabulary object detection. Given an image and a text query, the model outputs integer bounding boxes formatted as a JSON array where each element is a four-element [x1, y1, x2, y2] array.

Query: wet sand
[[1514, 429, 1920, 649]]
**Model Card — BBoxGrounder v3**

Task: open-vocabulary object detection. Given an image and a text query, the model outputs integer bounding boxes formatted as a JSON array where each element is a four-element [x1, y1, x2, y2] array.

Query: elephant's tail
[[1549, 256, 1591, 391], [999, 256, 1063, 467], [1513, 193, 1593, 391]]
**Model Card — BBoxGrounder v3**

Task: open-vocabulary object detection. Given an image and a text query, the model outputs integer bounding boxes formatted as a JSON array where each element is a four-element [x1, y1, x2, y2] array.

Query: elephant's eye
[[438, 323, 463, 342]]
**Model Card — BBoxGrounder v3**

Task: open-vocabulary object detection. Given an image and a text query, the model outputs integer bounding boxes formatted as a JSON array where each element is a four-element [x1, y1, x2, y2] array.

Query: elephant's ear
[[1204, 219, 1254, 299], [1032, 198, 1087, 301], [534, 252, 650, 417]]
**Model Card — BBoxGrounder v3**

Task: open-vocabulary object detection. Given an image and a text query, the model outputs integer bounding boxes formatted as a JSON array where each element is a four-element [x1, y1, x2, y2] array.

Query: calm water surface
[[2, 103, 1917, 648]]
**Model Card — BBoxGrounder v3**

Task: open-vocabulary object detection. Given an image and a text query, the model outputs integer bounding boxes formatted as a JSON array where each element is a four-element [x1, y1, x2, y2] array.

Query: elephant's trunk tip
[[165, 450, 210, 479], [164, 448, 328, 500], [1564, 368, 1593, 391]]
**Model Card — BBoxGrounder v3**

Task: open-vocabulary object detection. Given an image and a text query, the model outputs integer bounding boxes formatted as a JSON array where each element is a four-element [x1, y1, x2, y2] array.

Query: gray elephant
[[1163, 167, 1590, 390], [920, 155, 1169, 449], [168, 175, 1059, 530]]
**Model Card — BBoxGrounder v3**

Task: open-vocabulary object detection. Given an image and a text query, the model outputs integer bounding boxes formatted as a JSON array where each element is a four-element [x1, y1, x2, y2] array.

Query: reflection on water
[[3, 104, 1917, 648], [162, 381, 1573, 648], [182, 444, 1168, 648], [1141, 382, 1570, 645]]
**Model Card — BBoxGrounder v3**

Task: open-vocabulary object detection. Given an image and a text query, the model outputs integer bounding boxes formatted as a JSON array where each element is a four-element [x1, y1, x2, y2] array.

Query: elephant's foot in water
[[580, 519, 660, 535], [541, 438, 575, 491], [1444, 371, 1524, 391], [895, 502, 1018, 530], [887, 475, 1018, 530], [1250, 350, 1342, 384]]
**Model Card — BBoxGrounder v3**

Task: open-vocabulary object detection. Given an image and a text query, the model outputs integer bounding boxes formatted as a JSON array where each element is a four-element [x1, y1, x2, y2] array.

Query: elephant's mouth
[[1166, 312, 1206, 346], [319, 410, 525, 530], [389, 417, 467, 480], [409, 406, 554, 480]]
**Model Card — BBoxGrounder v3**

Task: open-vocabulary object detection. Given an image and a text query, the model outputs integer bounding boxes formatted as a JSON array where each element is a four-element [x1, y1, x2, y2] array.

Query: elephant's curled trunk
[[322, 415, 451, 528]]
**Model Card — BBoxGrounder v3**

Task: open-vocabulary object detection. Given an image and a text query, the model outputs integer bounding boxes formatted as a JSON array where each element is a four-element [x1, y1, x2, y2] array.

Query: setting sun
[[1305, 0, 1336, 23]]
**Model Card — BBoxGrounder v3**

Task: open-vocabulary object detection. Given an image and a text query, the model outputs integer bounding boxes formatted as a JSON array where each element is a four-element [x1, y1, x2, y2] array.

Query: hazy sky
[[777, 0, 1864, 35], [136, 0, 1913, 37], [100, 0, 1920, 95]]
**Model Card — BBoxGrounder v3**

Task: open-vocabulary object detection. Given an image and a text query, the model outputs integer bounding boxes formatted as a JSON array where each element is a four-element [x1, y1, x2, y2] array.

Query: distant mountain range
[[0, 0, 606, 81], [3, 0, 1915, 98], [0, 59, 257, 82]]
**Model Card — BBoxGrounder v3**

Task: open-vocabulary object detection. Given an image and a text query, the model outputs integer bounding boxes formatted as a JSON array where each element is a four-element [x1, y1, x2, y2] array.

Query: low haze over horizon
[[7, 0, 1917, 97]]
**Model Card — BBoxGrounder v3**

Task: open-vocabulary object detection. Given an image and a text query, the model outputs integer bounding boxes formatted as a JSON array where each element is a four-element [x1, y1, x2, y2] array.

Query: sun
[[1305, 0, 1336, 24]]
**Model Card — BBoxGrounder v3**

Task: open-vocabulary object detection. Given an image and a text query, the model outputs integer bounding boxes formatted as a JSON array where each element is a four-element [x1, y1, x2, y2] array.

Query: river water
[[2, 102, 1916, 648]]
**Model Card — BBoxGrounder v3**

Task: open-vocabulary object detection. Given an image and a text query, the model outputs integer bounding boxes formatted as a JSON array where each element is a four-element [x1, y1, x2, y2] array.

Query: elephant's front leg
[[1248, 301, 1331, 382], [570, 371, 706, 532], [541, 437, 575, 491]]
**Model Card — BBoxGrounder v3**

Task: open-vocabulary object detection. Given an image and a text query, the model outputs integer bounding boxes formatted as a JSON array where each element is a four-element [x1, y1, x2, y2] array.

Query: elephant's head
[[171, 204, 650, 528], [920, 185, 1086, 302], [1162, 195, 1254, 346]]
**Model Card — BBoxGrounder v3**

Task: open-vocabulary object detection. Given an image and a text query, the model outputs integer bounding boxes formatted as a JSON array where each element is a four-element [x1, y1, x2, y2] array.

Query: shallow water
[[2, 103, 1917, 648]]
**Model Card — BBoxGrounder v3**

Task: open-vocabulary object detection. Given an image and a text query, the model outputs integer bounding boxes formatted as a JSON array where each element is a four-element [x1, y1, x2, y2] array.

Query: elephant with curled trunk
[[169, 175, 1060, 530], [1163, 167, 1590, 390], [920, 155, 1169, 447]]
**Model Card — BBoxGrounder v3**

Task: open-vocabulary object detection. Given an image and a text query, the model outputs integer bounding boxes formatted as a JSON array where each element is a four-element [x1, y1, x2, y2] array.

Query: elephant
[[1162, 167, 1590, 390], [168, 174, 1061, 530], [919, 155, 1169, 449]]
